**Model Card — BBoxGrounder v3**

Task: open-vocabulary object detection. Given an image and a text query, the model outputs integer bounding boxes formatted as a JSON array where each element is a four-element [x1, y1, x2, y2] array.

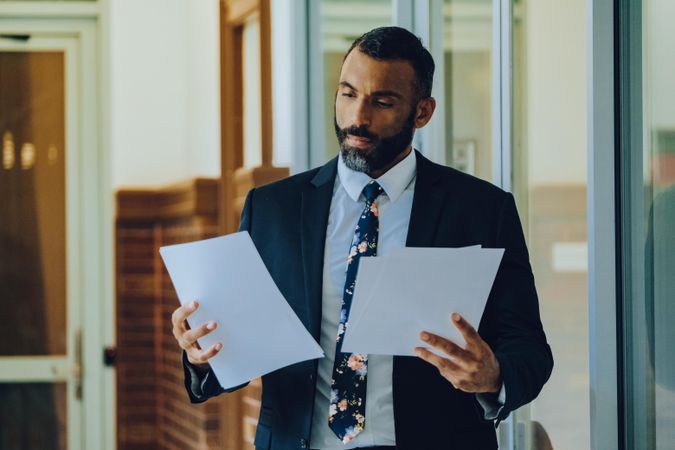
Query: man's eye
[[341, 92, 355, 98], [376, 101, 392, 108]]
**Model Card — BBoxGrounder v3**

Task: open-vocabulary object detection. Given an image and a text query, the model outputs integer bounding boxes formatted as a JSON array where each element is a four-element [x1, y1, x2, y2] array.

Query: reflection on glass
[[0, 383, 67, 450], [2, 131, 15, 170], [645, 183, 675, 450], [511, 0, 589, 448], [21, 143, 36, 170], [319, 0, 392, 163], [639, 0, 675, 447], [0, 51, 67, 356], [443, 0, 493, 181]]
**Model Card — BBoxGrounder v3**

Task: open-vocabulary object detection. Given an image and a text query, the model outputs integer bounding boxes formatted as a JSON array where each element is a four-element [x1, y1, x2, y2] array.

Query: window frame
[[588, 0, 621, 448]]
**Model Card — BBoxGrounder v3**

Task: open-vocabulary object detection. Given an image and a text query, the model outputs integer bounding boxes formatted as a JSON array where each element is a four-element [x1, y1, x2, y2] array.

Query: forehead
[[339, 49, 416, 96]]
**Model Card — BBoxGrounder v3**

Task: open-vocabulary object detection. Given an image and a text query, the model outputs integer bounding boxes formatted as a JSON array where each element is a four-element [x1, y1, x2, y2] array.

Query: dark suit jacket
[[184, 151, 553, 450]]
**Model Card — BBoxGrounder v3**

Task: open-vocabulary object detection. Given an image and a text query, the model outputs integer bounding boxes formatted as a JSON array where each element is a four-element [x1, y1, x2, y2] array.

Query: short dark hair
[[345, 26, 435, 99]]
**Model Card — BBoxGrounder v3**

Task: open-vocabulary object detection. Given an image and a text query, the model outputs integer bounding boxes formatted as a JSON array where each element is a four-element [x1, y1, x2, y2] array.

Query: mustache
[[337, 124, 379, 142]]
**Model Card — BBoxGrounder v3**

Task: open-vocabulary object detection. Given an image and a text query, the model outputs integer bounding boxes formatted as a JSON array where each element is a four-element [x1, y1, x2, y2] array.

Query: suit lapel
[[300, 157, 338, 339], [405, 151, 447, 248]]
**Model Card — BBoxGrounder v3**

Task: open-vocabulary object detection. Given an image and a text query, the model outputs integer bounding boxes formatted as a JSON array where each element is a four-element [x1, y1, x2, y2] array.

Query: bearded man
[[171, 26, 553, 450]]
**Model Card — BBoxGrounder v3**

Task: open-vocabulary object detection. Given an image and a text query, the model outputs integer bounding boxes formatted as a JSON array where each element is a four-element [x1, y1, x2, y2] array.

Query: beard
[[334, 108, 416, 174]]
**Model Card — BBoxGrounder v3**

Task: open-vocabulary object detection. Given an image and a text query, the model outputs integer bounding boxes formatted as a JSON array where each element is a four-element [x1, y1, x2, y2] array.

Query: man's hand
[[415, 313, 501, 394], [171, 300, 222, 370]]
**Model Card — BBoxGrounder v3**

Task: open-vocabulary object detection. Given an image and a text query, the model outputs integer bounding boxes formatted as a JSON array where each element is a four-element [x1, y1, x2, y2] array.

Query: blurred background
[[0, 0, 672, 449]]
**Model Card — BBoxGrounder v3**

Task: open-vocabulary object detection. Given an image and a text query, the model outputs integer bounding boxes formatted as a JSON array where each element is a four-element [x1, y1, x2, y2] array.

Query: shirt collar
[[337, 148, 417, 203]]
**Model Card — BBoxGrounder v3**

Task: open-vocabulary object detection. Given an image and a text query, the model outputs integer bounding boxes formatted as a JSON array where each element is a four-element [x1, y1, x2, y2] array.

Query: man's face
[[334, 49, 420, 174]]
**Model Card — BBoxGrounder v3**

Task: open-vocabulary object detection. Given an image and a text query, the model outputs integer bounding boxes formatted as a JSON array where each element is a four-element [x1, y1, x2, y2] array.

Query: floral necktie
[[328, 180, 384, 444]]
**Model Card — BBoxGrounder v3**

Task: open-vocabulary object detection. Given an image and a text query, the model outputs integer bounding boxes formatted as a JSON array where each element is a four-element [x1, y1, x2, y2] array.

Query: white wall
[[525, 0, 587, 185], [110, 0, 220, 188], [271, 0, 294, 169], [185, 0, 221, 179]]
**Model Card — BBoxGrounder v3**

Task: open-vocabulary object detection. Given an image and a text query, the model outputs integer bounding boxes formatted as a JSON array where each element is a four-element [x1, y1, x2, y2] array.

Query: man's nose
[[351, 100, 372, 128]]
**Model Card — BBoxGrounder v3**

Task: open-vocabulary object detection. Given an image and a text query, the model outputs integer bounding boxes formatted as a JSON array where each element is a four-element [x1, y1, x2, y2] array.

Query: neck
[[368, 146, 413, 179]]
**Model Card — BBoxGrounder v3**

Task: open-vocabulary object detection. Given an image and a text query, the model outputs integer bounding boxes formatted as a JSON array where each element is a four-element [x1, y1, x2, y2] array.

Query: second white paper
[[341, 248, 504, 356]]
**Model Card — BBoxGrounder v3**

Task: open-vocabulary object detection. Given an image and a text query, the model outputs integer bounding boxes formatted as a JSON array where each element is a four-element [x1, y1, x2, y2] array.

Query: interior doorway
[[0, 17, 113, 450]]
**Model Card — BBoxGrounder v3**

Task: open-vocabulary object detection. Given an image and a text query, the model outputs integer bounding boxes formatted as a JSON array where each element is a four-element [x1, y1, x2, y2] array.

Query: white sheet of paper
[[345, 246, 482, 334], [341, 247, 504, 356], [159, 231, 324, 389]]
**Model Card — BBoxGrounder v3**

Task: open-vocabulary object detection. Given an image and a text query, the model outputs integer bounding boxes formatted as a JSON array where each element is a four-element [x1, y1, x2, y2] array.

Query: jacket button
[[299, 437, 308, 448], [309, 373, 315, 382]]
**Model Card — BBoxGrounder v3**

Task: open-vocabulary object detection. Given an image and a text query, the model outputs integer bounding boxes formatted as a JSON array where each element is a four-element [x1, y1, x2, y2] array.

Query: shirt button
[[299, 437, 308, 448]]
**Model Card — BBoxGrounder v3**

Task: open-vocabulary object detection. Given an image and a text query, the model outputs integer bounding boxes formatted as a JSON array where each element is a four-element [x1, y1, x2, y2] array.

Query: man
[[171, 27, 553, 450]]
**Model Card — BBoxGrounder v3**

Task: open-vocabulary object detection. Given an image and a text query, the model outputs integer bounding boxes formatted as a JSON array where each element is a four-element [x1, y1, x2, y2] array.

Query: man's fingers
[[201, 342, 223, 360], [451, 313, 481, 345], [416, 315, 501, 394], [171, 301, 204, 351], [171, 300, 199, 328], [183, 321, 218, 346], [415, 347, 462, 376], [188, 342, 223, 365], [419, 331, 472, 363]]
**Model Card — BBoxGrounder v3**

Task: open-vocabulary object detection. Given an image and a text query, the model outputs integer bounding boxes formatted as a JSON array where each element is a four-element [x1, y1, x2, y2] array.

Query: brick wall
[[116, 225, 160, 449], [116, 179, 250, 450]]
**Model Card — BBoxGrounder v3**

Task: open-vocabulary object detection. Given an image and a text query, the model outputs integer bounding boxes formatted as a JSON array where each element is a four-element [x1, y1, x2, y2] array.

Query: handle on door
[[103, 346, 117, 367]]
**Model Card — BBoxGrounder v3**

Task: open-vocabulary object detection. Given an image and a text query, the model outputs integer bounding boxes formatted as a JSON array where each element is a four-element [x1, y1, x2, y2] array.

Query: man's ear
[[414, 97, 437, 129]]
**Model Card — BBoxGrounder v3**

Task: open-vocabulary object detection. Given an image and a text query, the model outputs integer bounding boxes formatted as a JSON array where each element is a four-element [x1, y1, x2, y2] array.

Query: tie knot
[[362, 181, 384, 203]]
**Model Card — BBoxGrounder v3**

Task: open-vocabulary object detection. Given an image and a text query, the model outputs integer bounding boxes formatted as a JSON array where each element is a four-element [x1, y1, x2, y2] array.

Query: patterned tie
[[328, 180, 384, 444]]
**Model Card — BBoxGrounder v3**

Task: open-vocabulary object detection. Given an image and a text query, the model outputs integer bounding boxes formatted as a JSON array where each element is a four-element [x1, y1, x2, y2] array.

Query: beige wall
[[525, 0, 587, 185], [109, 0, 220, 188]]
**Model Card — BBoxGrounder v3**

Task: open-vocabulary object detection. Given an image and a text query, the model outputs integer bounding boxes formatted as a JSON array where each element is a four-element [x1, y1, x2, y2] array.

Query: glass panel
[[318, 0, 392, 164], [511, 0, 590, 448], [0, 51, 67, 356], [628, 0, 675, 447], [443, 0, 493, 181], [0, 383, 67, 450]]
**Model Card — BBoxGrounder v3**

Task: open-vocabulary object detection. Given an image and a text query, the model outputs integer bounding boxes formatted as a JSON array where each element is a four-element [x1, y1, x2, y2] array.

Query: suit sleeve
[[481, 192, 554, 422], [181, 188, 256, 403]]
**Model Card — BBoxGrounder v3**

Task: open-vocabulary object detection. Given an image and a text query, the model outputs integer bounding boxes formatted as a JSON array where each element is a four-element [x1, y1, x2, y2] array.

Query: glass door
[[508, 0, 590, 448], [620, 0, 675, 448], [0, 36, 82, 450]]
